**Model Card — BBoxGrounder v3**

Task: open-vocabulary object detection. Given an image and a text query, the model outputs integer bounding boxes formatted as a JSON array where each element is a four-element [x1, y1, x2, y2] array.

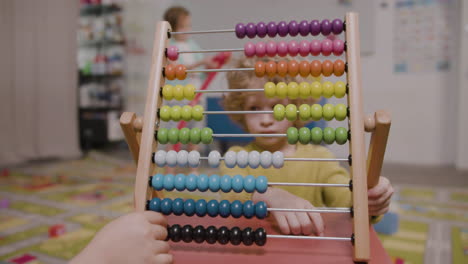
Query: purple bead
[[310, 39, 321, 56], [246, 23, 256, 38], [321, 19, 332, 36], [299, 20, 309, 36], [288, 20, 299, 36], [333, 39, 345, 56], [244, 42, 256, 57], [235, 23, 246, 38], [167, 46, 179, 61], [310, 20, 321, 36], [332, 19, 344, 35], [277, 41, 288, 57], [266, 41, 277, 57], [256, 22, 267, 38], [288, 40, 299, 57], [256, 42, 266, 57], [277, 21, 288, 37], [266, 22, 277, 37], [321, 39, 333, 56], [299, 40, 309, 57]]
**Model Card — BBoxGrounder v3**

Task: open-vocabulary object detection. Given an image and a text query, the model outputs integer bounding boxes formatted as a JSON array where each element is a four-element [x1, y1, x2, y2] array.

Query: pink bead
[[167, 46, 179, 61], [333, 39, 345, 56], [321, 39, 333, 56], [288, 40, 299, 57], [244, 42, 256, 57], [277, 41, 288, 57], [266, 41, 277, 57], [256, 42, 267, 57], [310, 40, 321, 56], [299, 40, 310, 57]]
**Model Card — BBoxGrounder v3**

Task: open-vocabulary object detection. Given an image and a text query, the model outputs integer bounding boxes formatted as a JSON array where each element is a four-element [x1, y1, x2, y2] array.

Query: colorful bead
[[334, 59, 345, 76], [244, 42, 255, 57], [188, 150, 200, 168], [285, 104, 297, 121], [176, 150, 188, 167], [288, 20, 299, 36], [334, 81, 347, 98], [207, 200, 219, 217], [195, 199, 207, 217], [244, 175, 256, 193], [193, 225, 205, 243], [260, 151, 272, 168], [299, 104, 311, 121], [299, 82, 311, 99], [266, 41, 277, 57], [184, 199, 196, 216], [230, 227, 242, 245], [175, 64, 186, 80], [201, 127, 213, 144], [236, 150, 249, 168], [255, 175, 268, 193], [266, 22, 277, 37], [335, 127, 348, 145], [153, 150, 166, 167], [277, 61, 288, 77], [287, 82, 299, 99], [159, 105, 171, 121], [167, 46, 179, 61], [220, 175, 232, 192], [206, 226, 217, 244], [321, 19, 332, 35], [322, 81, 334, 98], [184, 84, 195, 100], [165, 64, 176, 80], [168, 128, 179, 144], [197, 174, 209, 192], [192, 105, 204, 121], [299, 40, 310, 57], [287, 127, 299, 144], [276, 82, 288, 99], [310, 20, 321, 36], [173, 84, 184, 100], [322, 103, 335, 121], [332, 19, 344, 34], [333, 39, 345, 56], [219, 200, 231, 217], [168, 224, 182, 242], [163, 174, 175, 191], [299, 127, 311, 144], [161, 198, 172, 215], [254, 228, 267, 246], [288, 40, 299, 57], [242, 228, 254, 246], [248, 151, 261, 168], [265, 61, 277, 77], [264, 82, 276, 98], [231, 200, 243, 218], [166, 150, 178, 167], [181, 105, 192, 121], [162, 84, 173, 100], [149, 197, 161, 211], [256, 22, 267, 38], [232, 175, 244, 193], [321, 39, 333, 56], [273, 104, 285, 121], [179, 127, 190, 144], [277, 41, 288, 57], [157, 128, 168, 144], [243, 200, 255, 218], [255, 42, 266, 57], [171, 105, 182, 121], [255, 201, 267, 219], [272, 151, 284, 168], [235, 23, 246, 38], [174, 173, 186, 191], [224, 151, 237, 168], [322, 60, 334, 77], [254, 61, 265, 77], [190, 127, 201, 144], [310, 39, 321, 56], [310, 81, 322, 99], [172, 198, 184, 216], [182, 225, 193, 243], [277, 21, 288, 37], [208, 150, 221, 168], [208, 174, 220, 192], [335, 104, 348, 121], [311, 127, 323, 144], [151, 173, 164, 190], [299, 20, 309, 36], [299, 61, 310, 77], [310, 104, 323, 121], [288, 60, 299, 77], [310, 60, 322, 77], [246, 22, 256, 38], [218, 227, 230, 245], [323, 127, 335, 144]]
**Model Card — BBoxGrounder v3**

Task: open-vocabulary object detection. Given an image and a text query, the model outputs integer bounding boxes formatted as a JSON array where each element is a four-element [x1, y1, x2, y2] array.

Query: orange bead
[[310, 60, 322, 77], [165, 64, 176, 80], [265, 61, 277, 77], [277, 61, 288, 77], [334, 59, 345, 76], [255, 61, 265, 77], [175, 64, 187, 80], [288, 60, 299, 77], [322, 60, 334, 77], [299, 61, 310, 77]]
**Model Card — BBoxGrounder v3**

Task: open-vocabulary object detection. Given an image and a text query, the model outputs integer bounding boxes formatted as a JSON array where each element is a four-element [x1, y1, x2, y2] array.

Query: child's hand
[[70, 211, 172, 264], [253, 187, 324, 236], [368, 176, 394, 216]]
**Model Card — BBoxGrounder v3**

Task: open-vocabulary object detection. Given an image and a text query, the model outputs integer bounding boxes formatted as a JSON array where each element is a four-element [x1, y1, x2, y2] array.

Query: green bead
[[310, 81, 322, 99], [273, 104, 285, 121], [159, 106, 171, 121], [322, 81, 334, 98], [171, 105, 182, 121], [298, 127, 311, 144], [192, 105, 204, 121], [322, 104, 335, 121], [287, 127, 298, 144], [168, 128, 179, 144], [299, 104, 311, 121], [287, 82, 299, 99], [310, 104, 323, 121], [335, 127, 348, 145], [298, 82, 310, 99], [201, 127, 213, 144], [162, 85, 173, 100], [173, 85, 184, 101], [157, 128, 169, 144], [181, 105, 192, 121], [276, 82, 288, 99], [323, 127, 335, 144], [334, 81, 346, 98], [285, 104, 297, 121], [311, 127, 323, 144], [264, 82, 276, 98], [190, 128, 201, 144], [179, 128, 190, 144], [335, 104, 347, 121]]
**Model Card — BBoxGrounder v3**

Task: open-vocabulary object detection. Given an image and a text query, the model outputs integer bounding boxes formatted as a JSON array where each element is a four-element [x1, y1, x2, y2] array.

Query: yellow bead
[[298, 82, 310, 99], [322, 81, 334, 98], [264, 82, 276, 98], [159, 105, 171, 121], [310, 104, 323, 121], [173, 85, 184, 101], [171, 105, 182, 121], [162, 85, 173, 100], [335, 104, 347, 121], [310, 81, 322, 99], [276, 82, 288, 99], [184, 84, 196, 100], [285, 104, 297, 121], [299, 104, 311, 121], [334, 81, 346, 98], [322, 104, 335, 121], [192, 105, 204, 121], [287, 82, 299, 99], [273, 104, 286, 121], [181, 105, 192, 121]]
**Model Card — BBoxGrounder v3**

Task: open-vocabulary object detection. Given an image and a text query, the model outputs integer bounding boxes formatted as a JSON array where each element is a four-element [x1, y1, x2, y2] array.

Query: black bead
[[181, 225, 193, 243], [254, 228, 267, 246], [193, 225, 205, 243], [242, 227, 254, 246], [206, 226, 218, 244], [169, 224, 181, 242], [230, 227, 242, 245], [217, 226, 230, 245]]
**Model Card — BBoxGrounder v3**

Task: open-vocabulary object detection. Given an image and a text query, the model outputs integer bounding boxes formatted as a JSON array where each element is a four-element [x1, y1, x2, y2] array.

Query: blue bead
[[174, 174, 186, 191], [161, 198, 173, 215], [148, 197, 161, 212], [255, 175, 268, 193], [184, 199, 196, 216], [230, 200, 243, 218], [206, 200, 219, 217], [219, 200, 231, 218], [197, 174, 209, 192], [220, 175, 232, 192], [208, 174, 220, 192], [243, 200, 255, 218], [244, 175, 256, 193], [255, 201, 267, 219], [195, 199, 207, 216], [232, 175, 244, 193], [163, 174, 175, 191], [151, 174, 164, 190], [186, 174, 198, 191], [172, 198, 184, 216]]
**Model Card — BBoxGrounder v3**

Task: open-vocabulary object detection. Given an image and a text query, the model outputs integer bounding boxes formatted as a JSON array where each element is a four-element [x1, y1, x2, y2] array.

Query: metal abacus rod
[[268, 207, 351, 213], [179, 48, 243, 54], [267, 234, 352, 241], [170, 29, 235, 35], [198, 156, 349, 162], [196, 88, 264, 93], [187, 68, 254, 73], [268, 182, 350, 188]]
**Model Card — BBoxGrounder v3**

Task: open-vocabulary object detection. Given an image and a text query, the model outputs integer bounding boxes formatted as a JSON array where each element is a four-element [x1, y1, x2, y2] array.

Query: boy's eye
[[249, 106, 259, 111]]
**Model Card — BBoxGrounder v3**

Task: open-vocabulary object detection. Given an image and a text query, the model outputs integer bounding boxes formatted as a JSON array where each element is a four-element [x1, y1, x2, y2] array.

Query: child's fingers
[[274, 213, 290, 234], [154, 253, 173, 264], [295, 212, 313, 235], [152, 224, 168, 241], [369, 198, 391, 216], [367, 177, 391, 198], [144, 211, 168, 226], [285, 213, 301, 235], [369, 206, 390, 216], [368, 187, 393, 206], [152, 240, 170, 254], [306, 211, 324, 236]]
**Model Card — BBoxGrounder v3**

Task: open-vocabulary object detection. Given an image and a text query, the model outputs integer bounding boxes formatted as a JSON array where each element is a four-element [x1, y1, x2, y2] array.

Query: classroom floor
[[0, 147, 467, 264]]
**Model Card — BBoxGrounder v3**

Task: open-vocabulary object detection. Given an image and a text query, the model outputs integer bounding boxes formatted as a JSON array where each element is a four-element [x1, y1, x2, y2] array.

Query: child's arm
[[70, 211, 172, 264], [367, 176, 393, 216]]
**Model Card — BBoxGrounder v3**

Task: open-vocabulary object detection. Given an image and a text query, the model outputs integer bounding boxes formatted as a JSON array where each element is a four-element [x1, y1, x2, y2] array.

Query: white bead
[[154, 150, 166, 167], [260, 151, 272, 168], [208, 151, 221, 168], [248, 151, 260, 168], [237, 150, 249, 168], [177, 150, 188, 167], [166, 150, 178, 167], [188, 150, 200, 168], [272, 151, 285, 168], [224, 151, 237, 168]]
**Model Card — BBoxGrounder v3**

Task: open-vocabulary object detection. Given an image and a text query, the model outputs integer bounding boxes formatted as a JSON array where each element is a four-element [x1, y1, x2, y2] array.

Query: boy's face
[[174, 15, 191, 42]]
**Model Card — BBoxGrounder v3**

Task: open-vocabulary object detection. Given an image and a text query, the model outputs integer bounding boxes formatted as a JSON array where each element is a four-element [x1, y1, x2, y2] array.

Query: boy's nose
[[260, 114, 274, 127]]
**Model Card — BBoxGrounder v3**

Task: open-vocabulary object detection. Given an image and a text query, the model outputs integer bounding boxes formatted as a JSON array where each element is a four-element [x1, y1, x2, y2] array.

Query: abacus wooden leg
[[120, 112, 141, 164]]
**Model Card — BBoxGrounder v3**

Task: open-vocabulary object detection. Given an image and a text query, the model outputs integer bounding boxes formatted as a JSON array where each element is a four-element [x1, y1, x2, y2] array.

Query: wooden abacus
[[120, 12, 391, 263]]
